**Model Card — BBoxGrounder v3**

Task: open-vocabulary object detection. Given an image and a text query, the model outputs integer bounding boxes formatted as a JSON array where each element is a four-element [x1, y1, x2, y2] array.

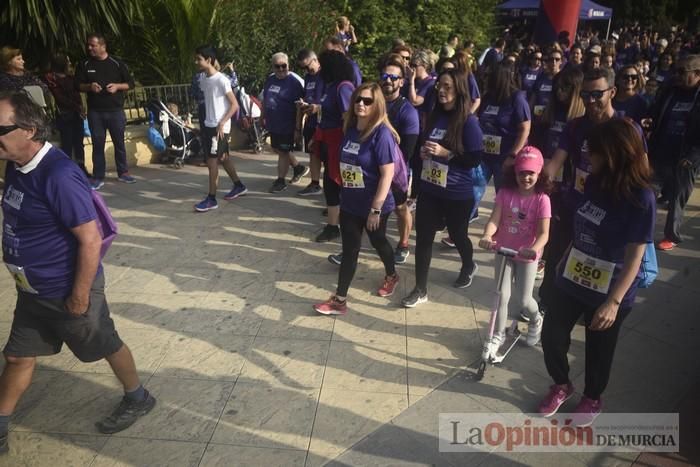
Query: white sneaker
[[526, 312, 543, 346], [484, 332, 505, 360]]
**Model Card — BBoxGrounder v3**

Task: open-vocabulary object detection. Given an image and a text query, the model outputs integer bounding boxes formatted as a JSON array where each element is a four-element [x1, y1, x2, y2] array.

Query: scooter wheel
[[254, 143, 263, 154], [174, 160, 184, 169], [476, 361, 487, 381]]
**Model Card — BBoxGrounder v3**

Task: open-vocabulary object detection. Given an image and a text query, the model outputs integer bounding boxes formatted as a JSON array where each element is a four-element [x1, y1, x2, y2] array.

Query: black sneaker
[[0, 431, 7, 454], [454, 262, 478, 288], [315, 224, 340, 243], [95, 390, 156, 434], [328, 253, 343, 265], [401, 288, 428, 308], [290, 165, 310, 184], [269, 178, 288, 193], [394, 245, 410, 264], [298, 183, 322, 196]]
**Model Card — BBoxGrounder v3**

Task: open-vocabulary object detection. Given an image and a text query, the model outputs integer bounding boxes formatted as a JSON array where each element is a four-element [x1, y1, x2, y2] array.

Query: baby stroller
[[145, 100, 201, 168], [234, 85, 267, 153]]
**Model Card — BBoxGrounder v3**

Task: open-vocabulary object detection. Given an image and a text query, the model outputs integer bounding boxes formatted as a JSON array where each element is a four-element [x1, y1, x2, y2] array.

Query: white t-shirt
[[201, 71, 232, 132]]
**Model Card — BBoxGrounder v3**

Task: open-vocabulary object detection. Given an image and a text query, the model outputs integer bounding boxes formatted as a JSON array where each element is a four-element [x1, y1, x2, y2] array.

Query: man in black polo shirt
[[76, 33, 135, 190]]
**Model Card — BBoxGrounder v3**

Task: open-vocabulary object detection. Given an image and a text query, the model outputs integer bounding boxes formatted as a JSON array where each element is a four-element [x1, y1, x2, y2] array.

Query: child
[[479, 146, 551, 352], [193, 45, 247, 212]]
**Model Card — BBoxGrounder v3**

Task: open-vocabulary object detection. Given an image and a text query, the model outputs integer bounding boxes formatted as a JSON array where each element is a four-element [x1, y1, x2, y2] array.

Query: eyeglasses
[[621, 74, 639, 81], [380, 73, 401, 82], [273, 63, 288, 70], [0, 124, 19, 136], [579, 88, 614, 101], [354, 96, 375, 106], [399, 55, 410, 61]]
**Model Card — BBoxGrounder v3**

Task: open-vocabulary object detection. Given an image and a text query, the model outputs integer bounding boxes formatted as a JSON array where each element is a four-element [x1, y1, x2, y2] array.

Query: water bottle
[[210, 136, 218, 155]]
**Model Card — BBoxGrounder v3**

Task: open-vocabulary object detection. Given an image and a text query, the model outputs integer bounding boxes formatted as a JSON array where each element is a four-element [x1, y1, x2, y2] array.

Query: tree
[[1, 0, 142, 68]]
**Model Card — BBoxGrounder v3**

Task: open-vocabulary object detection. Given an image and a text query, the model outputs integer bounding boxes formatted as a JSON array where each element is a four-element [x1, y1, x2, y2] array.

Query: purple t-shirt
[[478, 91, 531, 157], [544, 108, 568, 160], [493, 189, 551, 263], [263, 74, 304, 135], [556, 179, 655, 308], [521, 67, 542, 95], [2, 145, 99, 299], [386, 97, 420, 137], [414, 76, 436, 115], [349, 59, 363, 87], [420, 113, 484, 200], [339, 125, 396, 217], [303, 72, 324, 129], [467, 73, 481, 100], [319, 80, 354, 130], [612, 94, 649, 123], [532, 73, 554, 110]]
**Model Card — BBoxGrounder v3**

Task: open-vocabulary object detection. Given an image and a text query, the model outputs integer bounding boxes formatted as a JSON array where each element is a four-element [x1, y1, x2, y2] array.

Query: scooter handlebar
[[495, 246, 519, 258]]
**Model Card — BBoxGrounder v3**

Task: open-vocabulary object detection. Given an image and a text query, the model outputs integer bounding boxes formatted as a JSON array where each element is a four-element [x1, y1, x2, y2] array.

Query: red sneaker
[[313, 296, 347, 315], [656, 239, 677, 251], [378, 274, 400, 297], [441, 236, 456, 248]]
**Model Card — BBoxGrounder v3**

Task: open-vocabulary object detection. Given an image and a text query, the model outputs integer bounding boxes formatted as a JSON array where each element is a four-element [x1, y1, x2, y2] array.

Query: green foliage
[[1, 0, 142, 68]]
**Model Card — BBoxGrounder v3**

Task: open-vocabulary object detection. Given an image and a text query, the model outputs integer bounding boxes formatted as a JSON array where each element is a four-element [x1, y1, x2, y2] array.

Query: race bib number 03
[[562, 248, 615, 294], [340, 162, 365, 188], [5, 264, 38, 294], [574, 167, 589, 193], [483, 134, 502, 155], [421, 159, 448, 188]]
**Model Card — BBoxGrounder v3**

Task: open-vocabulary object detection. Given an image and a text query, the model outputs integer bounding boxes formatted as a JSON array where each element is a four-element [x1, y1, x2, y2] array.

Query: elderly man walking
[[0, 91, 155, 454]]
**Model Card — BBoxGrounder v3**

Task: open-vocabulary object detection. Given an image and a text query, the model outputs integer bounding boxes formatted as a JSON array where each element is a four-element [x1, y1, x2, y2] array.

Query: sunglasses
[[400, 55, 410, 61], [273, 63, 288, 70], [622, 74, 639, 81], [380, 73, 401, 82], [580, 88, 613, 101], [0, 124, 19, 136], [354, 96, 375, 106]]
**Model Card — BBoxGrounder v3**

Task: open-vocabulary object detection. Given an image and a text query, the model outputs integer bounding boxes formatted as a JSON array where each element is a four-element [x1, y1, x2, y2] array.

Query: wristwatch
[[369, 208, 381, 216]]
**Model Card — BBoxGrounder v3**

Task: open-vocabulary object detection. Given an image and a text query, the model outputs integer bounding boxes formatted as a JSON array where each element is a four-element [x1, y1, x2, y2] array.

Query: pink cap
[[514, 146, 544, 174]]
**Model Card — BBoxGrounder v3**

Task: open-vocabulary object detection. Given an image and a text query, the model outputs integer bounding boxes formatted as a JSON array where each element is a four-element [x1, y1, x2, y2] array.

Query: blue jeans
[[88, 110, 128, 179]]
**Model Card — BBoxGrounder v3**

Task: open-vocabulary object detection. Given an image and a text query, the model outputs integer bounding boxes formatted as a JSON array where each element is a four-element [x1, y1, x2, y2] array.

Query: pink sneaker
[[571, 396, 602, 427], [313, 296, 347, 315], [378, 274, 400, 297], [538, 383, 575, 417]]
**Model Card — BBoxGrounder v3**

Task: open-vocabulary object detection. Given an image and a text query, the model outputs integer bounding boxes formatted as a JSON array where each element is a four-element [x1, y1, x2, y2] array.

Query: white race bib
[[5, 264, 38, 294], [483, 134, 502, 155], [340, 162, 365, 188], [562, 248, 615, 294], [421, 159, 449, 187]]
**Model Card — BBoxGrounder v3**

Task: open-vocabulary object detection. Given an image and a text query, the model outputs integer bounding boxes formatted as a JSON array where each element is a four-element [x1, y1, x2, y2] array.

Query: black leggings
[[414, 191, 475, 293], [539, 203, 573, 309], [337, 210, 395, 297], [323, 165, 340, 207], [541, 285, 631, 400]]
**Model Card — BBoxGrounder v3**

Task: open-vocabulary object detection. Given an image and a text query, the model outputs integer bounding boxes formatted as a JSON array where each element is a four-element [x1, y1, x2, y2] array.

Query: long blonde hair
[[344, 82, 400, 144]]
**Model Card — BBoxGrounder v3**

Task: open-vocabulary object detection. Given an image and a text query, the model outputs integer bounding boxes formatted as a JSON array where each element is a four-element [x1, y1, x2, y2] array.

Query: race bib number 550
[[563, 248, 615, 294]]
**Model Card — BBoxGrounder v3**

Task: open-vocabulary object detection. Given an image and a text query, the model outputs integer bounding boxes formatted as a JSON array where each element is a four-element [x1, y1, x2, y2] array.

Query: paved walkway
[[0, 149, 698, 466]]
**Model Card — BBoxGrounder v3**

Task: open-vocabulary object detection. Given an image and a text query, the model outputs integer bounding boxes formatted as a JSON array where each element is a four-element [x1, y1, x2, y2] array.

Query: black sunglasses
[[380, 73, 401, 82], [354, 96, 375, 106], [622, 74, 639, 81], [0, 124, 20, 136], [400, 55, 410, 61], [273, 63, 288, 70], [580, 88, 613, 101]]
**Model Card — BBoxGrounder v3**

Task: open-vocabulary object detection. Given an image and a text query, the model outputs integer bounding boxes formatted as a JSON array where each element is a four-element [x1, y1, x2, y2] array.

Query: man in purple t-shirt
[[0, 92, 155, 453], [262, 52, 308, 193]]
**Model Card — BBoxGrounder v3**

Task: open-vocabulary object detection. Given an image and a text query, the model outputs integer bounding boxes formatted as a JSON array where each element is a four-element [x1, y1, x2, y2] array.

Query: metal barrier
[[123, 84, 195, 123]]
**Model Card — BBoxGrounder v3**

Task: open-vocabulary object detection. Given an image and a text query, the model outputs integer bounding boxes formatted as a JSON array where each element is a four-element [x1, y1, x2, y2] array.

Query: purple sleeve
[[337, 82, 354, 114], [462, 115, 484, 153], [374, 126, 396, 166], [45, 162, 97, 229], [468, 74, 481, 99], [558, 119, 577, 153], [401, 104, 420, 136], [626, 189, 656, 244], [513, 91, 531, 123]]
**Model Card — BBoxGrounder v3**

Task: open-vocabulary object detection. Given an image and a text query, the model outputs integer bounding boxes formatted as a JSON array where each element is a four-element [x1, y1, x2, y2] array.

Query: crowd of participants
[[0, 19, 699, 449]]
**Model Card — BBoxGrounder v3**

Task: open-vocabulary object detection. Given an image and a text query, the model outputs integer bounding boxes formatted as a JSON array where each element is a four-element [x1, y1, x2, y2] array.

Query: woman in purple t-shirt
[[314, 83, 398, 315], [612, 65, 649, 124], [479, 146, 552, 354], [538, 119, 655, 427]]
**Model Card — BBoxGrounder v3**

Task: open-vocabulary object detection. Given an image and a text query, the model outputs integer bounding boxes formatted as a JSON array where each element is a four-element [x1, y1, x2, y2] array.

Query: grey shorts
[[3, 274, 123, 363]]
